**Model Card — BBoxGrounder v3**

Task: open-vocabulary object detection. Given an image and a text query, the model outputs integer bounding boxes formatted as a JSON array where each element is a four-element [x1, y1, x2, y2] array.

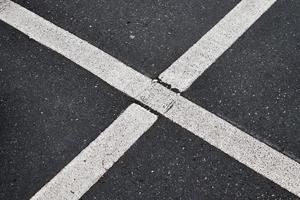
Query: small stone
[[129, 35, 135, 39]]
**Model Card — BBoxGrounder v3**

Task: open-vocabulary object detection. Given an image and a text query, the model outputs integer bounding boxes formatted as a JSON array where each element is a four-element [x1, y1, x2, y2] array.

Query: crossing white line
[[1, 0, 300, 198], [159, 0, 277, 92], [30, 104, 157, 200]]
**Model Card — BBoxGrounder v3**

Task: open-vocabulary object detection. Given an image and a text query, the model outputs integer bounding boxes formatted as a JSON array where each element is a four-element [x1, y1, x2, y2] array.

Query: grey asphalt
[[184, 0, 300, 161], [0, 0, 300, 199], [12, 0, 239, 78], [82, 117, 297, 200], [0, 22, 131, 200]]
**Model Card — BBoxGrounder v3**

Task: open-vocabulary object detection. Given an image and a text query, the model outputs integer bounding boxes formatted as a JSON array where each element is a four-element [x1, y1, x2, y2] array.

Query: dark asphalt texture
[[12, 0, 240, 78], [0, 0, 300, 199], [0, 22, 131, 200], [81, 117, 299, 200], [184, 0, 300, 161]]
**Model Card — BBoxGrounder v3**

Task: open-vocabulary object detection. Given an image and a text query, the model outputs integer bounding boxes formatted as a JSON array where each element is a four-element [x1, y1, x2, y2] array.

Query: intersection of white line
[[1, 0, 299, 198]]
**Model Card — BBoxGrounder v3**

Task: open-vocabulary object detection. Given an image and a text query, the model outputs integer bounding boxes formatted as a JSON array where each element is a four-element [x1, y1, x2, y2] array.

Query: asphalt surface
[[0, 0, 300, 199], [13, 0, 239, 78], [0, 22, 131, 199], [82, 117, 297, 200], [184, 0, 300, 161]]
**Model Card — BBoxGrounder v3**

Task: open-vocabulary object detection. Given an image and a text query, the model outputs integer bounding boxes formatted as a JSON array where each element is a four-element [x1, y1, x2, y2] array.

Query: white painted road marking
[[137, 82, 300, 197], [0, 0, 152, 99], [159, 0, 277, 92], [1, 0, 300, 198], [30, 104, 157, 200]]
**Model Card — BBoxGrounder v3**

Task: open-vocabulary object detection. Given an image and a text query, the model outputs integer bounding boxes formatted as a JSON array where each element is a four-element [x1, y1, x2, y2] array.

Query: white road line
[[137, 82, 300, 197], [30, 104, 157, 200], [0, 0, 152, 99], [159, 0, 277, 92], [1, 0, 300, 198]]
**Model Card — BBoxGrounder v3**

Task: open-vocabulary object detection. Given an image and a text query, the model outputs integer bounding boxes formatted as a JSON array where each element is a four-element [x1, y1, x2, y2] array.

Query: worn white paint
[[0, 0, 152, 99], [138, 82, 300, 197], [159, 0, 277, 91], [30, 104, 157, 200], [1, 0, 299, 198]]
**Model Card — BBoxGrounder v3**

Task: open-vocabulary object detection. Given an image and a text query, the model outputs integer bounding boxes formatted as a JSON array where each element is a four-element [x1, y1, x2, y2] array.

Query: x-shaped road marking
[[1, 0, 299, 199]]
